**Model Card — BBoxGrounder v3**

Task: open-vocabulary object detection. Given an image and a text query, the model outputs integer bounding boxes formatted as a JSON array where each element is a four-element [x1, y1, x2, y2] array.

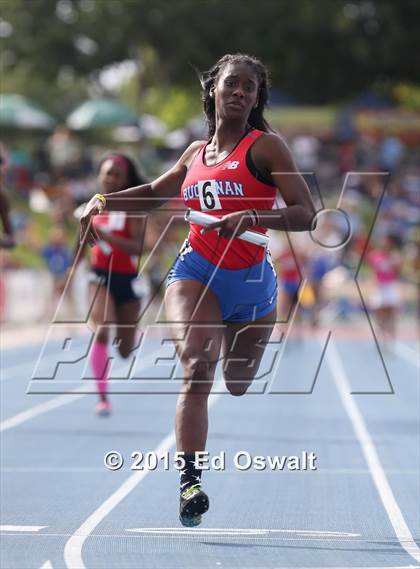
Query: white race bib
[[198, 180, 222, 211], [106, 211, 126, 230]]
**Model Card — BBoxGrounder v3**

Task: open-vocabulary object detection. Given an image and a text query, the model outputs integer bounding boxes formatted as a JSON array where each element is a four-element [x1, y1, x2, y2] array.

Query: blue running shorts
[[167, 241, 278, 322]]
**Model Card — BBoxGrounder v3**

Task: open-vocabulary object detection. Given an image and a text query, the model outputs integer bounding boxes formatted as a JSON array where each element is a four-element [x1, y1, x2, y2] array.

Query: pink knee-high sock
[[90, 340, 110, 399]]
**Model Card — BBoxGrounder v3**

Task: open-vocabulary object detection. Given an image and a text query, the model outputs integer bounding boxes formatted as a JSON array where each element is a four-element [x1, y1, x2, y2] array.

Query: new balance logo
[[222, 161, 240, 170]]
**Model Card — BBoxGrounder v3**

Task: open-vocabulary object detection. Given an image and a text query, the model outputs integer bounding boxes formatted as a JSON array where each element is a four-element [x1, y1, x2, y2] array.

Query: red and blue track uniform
[[168, 129, 278, 321]]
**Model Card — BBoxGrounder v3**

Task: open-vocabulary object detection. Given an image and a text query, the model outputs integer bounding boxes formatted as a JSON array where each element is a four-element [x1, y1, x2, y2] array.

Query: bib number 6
[[198, 180, 221, 211]]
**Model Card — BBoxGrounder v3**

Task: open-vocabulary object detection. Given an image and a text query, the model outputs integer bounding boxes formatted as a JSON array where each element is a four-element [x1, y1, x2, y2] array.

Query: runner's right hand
[[79, 195, 103, 246]]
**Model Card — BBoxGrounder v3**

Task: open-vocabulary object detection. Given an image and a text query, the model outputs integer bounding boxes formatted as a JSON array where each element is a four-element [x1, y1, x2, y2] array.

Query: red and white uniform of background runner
[[91, 212, 138, 273], [181, 129, 276, 269]]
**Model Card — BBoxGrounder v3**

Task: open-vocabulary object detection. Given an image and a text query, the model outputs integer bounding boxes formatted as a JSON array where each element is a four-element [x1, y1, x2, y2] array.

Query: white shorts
[[372, 283, 400, 309]]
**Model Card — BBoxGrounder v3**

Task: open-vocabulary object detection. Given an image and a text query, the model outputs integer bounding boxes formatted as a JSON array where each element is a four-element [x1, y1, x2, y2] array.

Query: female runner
[[78, 153, 147, 416], [80, 54, 316, 523]]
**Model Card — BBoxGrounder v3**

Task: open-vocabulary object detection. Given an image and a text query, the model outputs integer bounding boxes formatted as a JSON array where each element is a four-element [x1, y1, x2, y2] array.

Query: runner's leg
[[165, 280, 223, 452], [114, 298, 141, 358], [222, 308, 276, 396], [88, 284, 116, 409], [165, 279, 223, 525]]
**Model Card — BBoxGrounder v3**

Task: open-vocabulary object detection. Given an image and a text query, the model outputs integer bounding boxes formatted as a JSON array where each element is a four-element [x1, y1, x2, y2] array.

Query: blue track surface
[[1, 329, 419, 569]]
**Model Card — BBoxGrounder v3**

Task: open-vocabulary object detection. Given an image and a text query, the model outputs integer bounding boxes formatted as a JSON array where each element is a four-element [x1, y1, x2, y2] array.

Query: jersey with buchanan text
[[91, 211, 138, 273], [182, 129, 276, 269]]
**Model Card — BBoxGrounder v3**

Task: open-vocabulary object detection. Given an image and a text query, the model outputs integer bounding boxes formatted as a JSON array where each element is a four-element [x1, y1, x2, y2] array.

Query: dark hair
[[98, 153, 147, 187], [199, 53, 272, 138]]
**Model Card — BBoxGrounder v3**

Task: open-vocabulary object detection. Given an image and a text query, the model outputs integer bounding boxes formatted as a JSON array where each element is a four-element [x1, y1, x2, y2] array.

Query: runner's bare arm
[[202, 134, 316, 238], [251, 133, 316, 231], [97, 141, 204, 212], [80, 141, 204, 245]]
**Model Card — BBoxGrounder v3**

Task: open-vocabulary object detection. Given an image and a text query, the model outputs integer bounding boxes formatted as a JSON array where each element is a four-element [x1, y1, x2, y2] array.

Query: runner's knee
[[181, 350, 214, 393], [223, 362, 255, 396], [225, 381, 250, 396]]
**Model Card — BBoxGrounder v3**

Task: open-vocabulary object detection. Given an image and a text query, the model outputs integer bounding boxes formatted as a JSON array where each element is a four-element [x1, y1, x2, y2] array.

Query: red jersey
[[182, 129, 277, 269], [91, 212, 138, 273]]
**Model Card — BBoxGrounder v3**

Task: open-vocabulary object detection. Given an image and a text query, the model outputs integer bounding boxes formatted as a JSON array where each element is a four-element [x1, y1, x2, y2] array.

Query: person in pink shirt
[[368, 234, 402, 343]]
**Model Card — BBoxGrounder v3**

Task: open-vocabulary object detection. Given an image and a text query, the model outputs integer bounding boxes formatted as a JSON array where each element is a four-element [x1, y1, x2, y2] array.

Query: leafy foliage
[[1, 0, 419, 112]]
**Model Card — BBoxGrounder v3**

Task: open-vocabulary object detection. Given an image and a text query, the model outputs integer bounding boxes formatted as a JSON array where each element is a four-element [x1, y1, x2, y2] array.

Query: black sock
[[180, 453, 202, 493]]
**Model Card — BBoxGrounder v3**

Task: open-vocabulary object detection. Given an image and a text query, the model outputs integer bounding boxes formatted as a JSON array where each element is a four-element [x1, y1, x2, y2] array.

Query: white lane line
[[126, 527, 361, 537], [0, 387, 90, 432], [0, 525, 47, 532], [39, 561, 54, 569], [0, 531, 412, 544], [0, 348, 161, 433], [2, 467, 419, 475], [394, 342, 419, 368], [325, 339, 420, 564], [240, 567, 420, 569], [63, 388, 222, 569]]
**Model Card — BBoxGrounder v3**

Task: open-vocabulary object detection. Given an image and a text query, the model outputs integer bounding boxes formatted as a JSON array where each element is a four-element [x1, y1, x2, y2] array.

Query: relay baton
[[185, 209, 269, 248]]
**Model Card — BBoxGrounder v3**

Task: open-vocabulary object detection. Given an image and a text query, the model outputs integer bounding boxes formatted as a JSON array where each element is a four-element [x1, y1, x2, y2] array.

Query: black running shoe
[[179, 484, 209, 527]]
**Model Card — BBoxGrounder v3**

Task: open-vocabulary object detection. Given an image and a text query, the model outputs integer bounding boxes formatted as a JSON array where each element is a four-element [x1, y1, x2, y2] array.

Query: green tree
[[1, 0, 419, 108]]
